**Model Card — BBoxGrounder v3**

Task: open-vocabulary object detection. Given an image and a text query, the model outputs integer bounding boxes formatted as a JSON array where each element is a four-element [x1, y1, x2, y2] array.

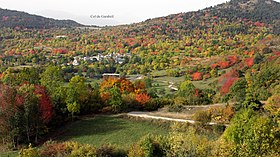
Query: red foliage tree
[[35, 85, 54, 123], [218, 61, 230, 69], [191, 72, 203, 81], [228, 56, 239, 66], [218, 69, 240, 85], [244, 58, 254, 67], [211, 63, 219, 69], [220, 77, 239, 95]]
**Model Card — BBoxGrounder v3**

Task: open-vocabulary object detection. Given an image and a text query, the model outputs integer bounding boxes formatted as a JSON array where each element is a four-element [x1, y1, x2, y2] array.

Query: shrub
[[167, 128, 213, 157], [128, 144, 145, 157], [170, 122, 191, 133], [40, 141, 68, 157], [18, 144, 39, 157], [208, 105, 235, 123], [122, 93, 137, 109], [96, 144, 126, 157], [135, 93, 151, 106], [193, 110, 211, 126], [264, 94, 280, 119], [39, 141, 96, 157], [144, 98, 163, 111], [128, 135, 164, 157], [221, 109, 280, 156], [168, 97, 186, 112]]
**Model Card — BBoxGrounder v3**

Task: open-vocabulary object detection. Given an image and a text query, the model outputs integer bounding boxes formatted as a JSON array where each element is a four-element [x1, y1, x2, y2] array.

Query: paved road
[[127, 111, 221, 125]]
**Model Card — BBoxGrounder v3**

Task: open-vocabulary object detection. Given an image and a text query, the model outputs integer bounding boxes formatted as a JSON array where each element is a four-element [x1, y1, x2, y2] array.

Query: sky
[[0, 0, 279, 26]]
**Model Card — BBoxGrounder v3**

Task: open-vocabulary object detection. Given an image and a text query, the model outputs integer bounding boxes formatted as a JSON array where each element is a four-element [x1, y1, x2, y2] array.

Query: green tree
[[17, 84, 40, 143], [229, 78, 247, 102], [66, 76, 89, 118], [221, 109, 280, 156], [177, 80, 196, 97], [108, 86, 123, 113], [40, 66, 64, 99]]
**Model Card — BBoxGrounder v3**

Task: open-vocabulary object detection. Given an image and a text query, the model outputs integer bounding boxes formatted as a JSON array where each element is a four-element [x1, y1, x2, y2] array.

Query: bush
[[96, 144, 126, 157], [167, 128, 213, 157], [144, 98, 166, 111], [193, 110, 211, 126], [39, 141, 68, 157], [264, 94, 280, 118], [170, 122, 191, 133], [128, 144, 145, 157], [221, 109, 280, 156], [213, 124, 226, 134], [168, 97, 186, 112], [18, 144, 39, 157], [122, 93, 137, 110], [168, 103, 184, 112], [39, 141, 96, 157], [128, 135, 164, 157], [39, 141, 128, 157], [208, 105, 235, 123]]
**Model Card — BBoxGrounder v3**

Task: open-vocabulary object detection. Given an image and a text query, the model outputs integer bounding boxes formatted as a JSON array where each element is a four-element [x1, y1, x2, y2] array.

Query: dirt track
[[127, 111, 221, 125]]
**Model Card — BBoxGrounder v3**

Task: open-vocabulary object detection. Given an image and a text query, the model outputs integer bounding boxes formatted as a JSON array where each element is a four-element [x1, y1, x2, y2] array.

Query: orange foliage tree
[[135, 93, 151, 105], [117, 78, 134, 94]]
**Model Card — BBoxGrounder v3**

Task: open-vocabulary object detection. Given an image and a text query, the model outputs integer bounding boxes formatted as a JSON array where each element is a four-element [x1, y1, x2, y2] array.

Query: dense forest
[[0, 0, 279, 156]]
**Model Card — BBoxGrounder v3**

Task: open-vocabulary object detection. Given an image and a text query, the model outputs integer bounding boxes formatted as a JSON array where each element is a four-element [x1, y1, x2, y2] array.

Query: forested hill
[[0, 8, 83, 29], [109, 0, 280, 36], [208, 0, 280, 34]]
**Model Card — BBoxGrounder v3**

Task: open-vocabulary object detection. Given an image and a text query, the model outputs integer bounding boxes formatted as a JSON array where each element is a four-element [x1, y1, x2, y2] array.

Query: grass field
[[0, 149, 18, 157], [56, 115, 169, 149]]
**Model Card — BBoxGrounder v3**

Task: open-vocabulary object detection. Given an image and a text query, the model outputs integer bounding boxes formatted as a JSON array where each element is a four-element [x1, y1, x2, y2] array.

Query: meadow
[[56, 115, 169, 149]]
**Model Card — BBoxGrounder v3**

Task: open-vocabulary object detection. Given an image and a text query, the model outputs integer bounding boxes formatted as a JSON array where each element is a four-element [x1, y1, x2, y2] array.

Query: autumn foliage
[[219, 69, 240, 95], [220, 77, 239, 95], [118, 78, 134, 94], [191, 72, 203, 81], [135, 93, 151, 105], [218, 61, 230, 69], [244, 57, 254, 67], [35, 85, 54, 123], [100, 77, 151, 107]]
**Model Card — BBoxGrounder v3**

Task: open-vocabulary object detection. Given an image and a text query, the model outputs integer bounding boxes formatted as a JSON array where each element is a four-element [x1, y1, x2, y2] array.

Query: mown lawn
[[57, 115, 169, 149]]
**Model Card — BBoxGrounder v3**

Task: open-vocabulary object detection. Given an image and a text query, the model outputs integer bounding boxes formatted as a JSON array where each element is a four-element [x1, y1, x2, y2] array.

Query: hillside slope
[[209, 0, 280, 34], [0, 8, 83, 29]]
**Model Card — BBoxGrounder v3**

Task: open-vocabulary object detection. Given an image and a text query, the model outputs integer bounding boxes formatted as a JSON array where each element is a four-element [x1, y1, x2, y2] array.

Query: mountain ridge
[[0, 8, 84, 29]]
